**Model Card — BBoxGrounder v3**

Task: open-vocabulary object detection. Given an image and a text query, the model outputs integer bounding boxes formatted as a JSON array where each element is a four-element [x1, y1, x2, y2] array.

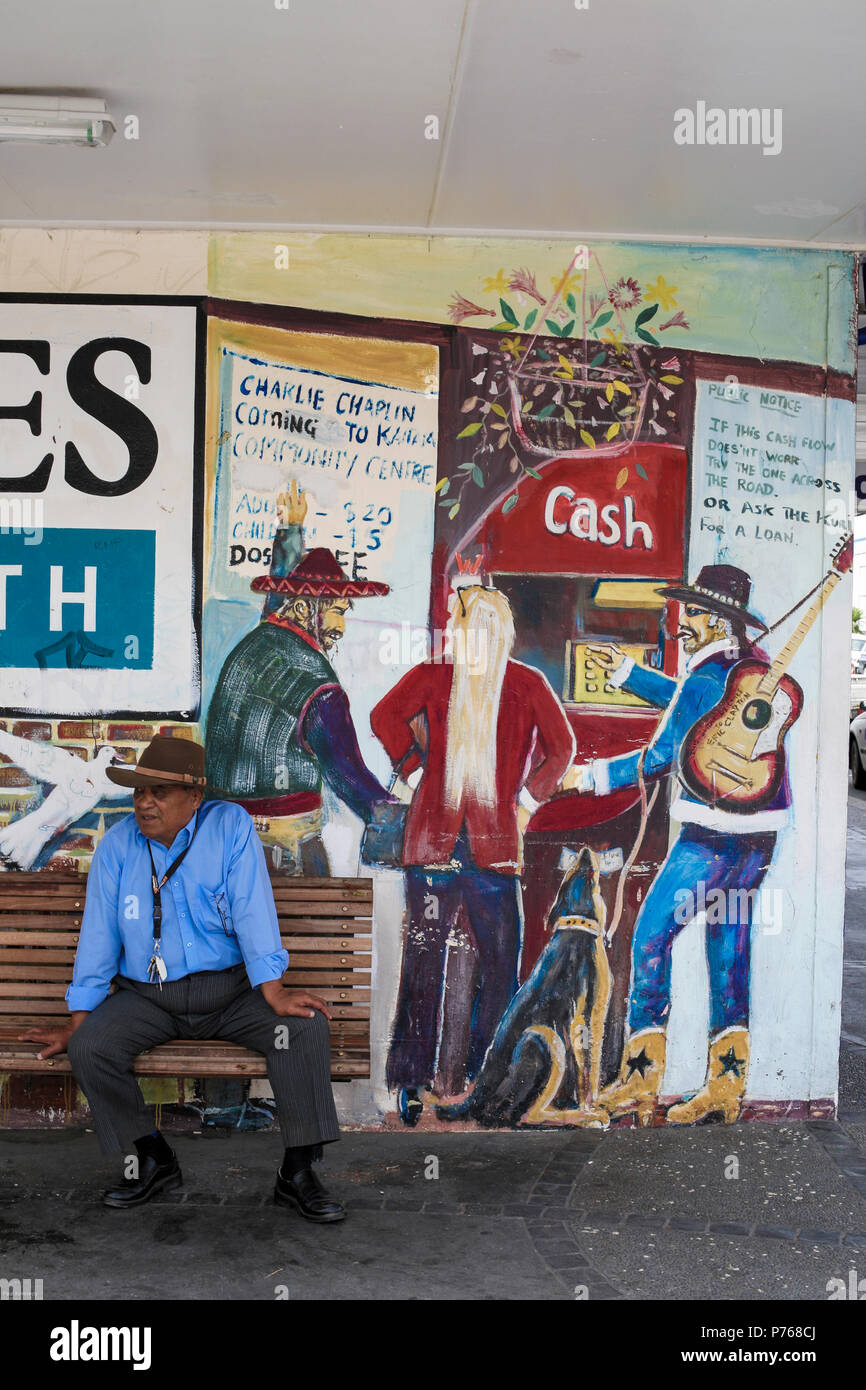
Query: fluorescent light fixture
[[0, 95, 115, 147]]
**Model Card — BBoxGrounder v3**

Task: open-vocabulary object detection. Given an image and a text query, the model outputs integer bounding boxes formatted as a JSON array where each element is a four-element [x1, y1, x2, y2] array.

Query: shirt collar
[[265, 613, 323, 653], [686, 636, 740, 673]]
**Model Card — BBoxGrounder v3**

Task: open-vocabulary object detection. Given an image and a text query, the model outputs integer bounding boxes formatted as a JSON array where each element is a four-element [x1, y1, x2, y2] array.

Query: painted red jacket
[[370, 660, 575, 874]]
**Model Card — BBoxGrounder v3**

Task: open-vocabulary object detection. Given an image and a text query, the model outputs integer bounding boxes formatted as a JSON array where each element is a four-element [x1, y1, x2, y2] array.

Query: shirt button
[[187, 942, 192, 948]]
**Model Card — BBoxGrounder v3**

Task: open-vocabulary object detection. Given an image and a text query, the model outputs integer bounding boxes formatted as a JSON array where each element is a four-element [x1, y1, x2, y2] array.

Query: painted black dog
[[436, 845, 611, 1127]]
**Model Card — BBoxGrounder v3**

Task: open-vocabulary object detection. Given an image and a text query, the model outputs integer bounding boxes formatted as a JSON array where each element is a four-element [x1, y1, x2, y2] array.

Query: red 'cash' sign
[[481, 443, 688, 578]]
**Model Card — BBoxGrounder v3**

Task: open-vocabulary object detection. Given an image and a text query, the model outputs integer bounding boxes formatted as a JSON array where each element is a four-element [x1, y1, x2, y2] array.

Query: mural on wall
[[0, 296, 203, 872], [0, 241, 855, 1135]]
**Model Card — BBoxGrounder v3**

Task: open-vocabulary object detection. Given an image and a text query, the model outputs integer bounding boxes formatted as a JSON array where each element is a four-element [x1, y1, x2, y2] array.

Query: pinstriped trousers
[[67, 964, 340, 1156]]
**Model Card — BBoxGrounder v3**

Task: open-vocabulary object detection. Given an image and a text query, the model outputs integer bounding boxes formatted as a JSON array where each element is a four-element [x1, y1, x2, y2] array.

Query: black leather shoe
[[102, 1152, 182, 1208], [274, 1166, 346, 1223]]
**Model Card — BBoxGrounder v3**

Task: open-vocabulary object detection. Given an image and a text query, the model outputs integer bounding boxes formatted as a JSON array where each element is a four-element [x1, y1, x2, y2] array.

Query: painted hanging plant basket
[[504, 339, 649, 459]]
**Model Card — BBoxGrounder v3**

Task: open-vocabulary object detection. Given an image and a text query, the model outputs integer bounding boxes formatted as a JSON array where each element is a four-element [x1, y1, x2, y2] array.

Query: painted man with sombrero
[[206, 482, 394, 874], [567, 563, 790, 1128]]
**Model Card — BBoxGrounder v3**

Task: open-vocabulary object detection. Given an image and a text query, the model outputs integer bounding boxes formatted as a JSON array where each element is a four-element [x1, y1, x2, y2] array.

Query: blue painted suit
[[590, 642, 790, 1033]]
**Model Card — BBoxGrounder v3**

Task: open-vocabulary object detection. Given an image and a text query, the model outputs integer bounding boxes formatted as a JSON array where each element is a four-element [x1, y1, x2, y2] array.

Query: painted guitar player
[[568, 536, 851, 1126]]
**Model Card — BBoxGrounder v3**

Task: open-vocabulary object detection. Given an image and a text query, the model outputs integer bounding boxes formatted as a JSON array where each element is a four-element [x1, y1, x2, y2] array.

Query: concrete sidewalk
[[2, 1108, 866, 1301]]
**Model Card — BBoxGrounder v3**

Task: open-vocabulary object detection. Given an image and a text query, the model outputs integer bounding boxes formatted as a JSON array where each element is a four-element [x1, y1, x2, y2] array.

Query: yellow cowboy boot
[[666, 1027, 750, 1125], [597, 1027, 666, 1127]]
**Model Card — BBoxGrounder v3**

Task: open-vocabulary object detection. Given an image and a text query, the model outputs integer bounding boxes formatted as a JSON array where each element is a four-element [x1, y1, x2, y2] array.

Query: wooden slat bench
[[0, 872, 371, 1081]]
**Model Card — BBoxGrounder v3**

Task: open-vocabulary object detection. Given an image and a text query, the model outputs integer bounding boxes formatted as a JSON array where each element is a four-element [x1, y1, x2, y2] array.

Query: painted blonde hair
[[444, 585, 515, 810]]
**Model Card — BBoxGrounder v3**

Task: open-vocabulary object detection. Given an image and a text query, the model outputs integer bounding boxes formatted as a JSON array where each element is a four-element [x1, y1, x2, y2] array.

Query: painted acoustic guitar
[[679, 533, 853, 813]]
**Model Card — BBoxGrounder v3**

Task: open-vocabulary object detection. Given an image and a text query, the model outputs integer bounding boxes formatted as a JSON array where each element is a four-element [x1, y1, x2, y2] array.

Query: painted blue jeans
[[628, 824, 777, 1035]]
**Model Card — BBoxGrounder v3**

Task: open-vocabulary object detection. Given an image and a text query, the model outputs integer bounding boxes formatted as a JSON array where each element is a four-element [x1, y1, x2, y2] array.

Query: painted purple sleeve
[[301, 686, 395, 820]]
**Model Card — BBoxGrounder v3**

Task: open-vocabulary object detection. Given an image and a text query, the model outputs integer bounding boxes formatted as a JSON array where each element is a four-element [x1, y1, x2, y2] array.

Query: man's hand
[[260, 980, 331, 1021], [277, 479, 308, 527], [584, 642, 624, 674], [561, 763, 595, 794], [19, 1011, 88, 1061]]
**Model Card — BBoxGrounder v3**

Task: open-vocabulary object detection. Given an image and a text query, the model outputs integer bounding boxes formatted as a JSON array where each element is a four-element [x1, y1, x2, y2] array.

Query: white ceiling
[[1, 0, 865, 246]]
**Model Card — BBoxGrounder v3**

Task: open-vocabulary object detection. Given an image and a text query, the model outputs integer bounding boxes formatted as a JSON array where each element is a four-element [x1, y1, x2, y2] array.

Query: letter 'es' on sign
[[0, 298, 203, 716]]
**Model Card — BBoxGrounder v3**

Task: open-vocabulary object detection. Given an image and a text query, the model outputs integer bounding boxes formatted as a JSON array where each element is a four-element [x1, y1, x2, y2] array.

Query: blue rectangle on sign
[[0, 528, 155, 670]]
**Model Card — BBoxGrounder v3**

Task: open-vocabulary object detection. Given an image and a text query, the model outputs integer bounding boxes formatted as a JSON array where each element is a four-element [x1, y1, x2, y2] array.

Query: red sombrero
[[251, 547, 389, 598]]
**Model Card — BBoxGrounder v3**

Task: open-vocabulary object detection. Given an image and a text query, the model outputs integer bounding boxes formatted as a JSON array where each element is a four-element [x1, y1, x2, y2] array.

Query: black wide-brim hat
[[657, 563, 768, 634], [105, 734, 212, 791]]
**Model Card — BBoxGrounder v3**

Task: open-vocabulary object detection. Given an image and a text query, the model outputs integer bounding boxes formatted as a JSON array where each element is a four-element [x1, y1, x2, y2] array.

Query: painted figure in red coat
[[370, 573, 575, 1125]]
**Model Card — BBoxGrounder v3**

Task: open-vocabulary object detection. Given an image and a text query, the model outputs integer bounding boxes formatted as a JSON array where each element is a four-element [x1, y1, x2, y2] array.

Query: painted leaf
[[589, 352, 607, 368], [524, 466, 542, 480], [536, 403, 556, 419], [491, 321, 514, 331], [448, 501, 461, 519], [635, 463, 648, 480], [557, 355, 574, 377], [523, 309, 538, 330], [635, 303, 659, 327], [660, 374, 683, 384], [563, 406, 576, 428], [620, 405, 637, 415], [580, 429, 596, 449], [560, 319, 575, 337], [636, 328, 659, 345], [502, 493, 519, 513], [606, 423, 621, 441], [592, 310, 614, 329], [472, 466, 484, 486], [521, 400, 534, 414], [615, 467, 628, 489], [460, 396, 478, 412], [459, 460, 476, 470], [496, 431, 508, 449], [490, 421, 507, 431], [566, 292, 577, 312], [533, 384, 546, 396], [545, 319, 562, 336], [605, 383, 614, 403], [434, 477, 450, 494], [457, 421, 483, 438], [536, 350, 550, 361], [500, 298, 519, 326], [613, 380, 631, 395], [490, 402, 508, 418]]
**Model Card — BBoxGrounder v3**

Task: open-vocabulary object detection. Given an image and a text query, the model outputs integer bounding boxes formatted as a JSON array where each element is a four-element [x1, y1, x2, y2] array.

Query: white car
[[850, 706, 866, 788]]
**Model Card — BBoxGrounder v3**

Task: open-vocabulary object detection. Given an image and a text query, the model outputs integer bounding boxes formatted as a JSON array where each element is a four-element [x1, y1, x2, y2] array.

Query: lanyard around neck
[[146, 812, 199, 944]]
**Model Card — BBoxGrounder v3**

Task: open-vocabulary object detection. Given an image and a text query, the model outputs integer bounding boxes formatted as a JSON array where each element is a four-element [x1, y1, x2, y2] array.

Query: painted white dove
[[0, 733, 131, 870]]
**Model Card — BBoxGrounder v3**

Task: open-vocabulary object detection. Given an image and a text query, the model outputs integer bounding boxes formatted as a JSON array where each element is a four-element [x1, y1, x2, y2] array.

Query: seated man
[[20, 735, 345, 1221]]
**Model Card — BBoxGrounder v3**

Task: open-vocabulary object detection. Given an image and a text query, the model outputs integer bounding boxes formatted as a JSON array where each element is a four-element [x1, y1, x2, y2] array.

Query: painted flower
[[482, 269, 510, 294], [508, 267, 546, 304], [659, 310, 690, 331], [500, 335, 524, 358], [661, 355, 681, 371], [589, 292, 607, 319], [608, 277, 642, 310], [644, 276, 678, 311], [551, 269, 583, 296], [448, 294, 496, 324], [601, 327, 623, 346]]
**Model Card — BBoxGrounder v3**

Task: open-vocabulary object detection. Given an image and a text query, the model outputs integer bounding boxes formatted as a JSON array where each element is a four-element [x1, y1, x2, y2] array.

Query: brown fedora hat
[[105, 735, 210, 791]]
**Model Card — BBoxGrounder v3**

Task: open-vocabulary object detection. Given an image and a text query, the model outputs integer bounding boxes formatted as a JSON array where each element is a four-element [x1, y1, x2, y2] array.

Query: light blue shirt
[[66, 800, 288, 1012]]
